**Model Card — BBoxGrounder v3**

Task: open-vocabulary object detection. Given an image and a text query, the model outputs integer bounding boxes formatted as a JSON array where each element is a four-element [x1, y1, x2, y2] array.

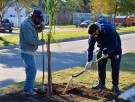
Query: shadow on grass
[[0, 49, 87, 71], [0, 36, 15, 46], [0, 79, 17, 88]]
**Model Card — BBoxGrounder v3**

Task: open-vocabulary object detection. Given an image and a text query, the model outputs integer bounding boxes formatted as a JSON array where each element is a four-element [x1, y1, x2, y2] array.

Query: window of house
[[10, 15, 15, 17]]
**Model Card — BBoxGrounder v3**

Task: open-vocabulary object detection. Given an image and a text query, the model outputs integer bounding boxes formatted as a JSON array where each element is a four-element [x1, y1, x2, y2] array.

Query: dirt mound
[[0, 83, 129, 102]]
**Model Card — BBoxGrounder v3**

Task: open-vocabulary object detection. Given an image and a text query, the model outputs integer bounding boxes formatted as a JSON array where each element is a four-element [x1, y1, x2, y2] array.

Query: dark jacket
[[87, 24, 121, 61]]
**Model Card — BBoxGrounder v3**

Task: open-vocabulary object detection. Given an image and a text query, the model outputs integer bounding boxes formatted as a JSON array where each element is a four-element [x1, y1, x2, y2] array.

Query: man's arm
[[22, 23, 45, 46], [103, 26, 118, 54], [85, 37, 96, 70], [87, 37, 96, 61]]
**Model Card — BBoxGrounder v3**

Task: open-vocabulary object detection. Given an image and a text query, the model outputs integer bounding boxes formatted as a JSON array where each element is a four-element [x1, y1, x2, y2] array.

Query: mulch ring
[[0, 83, 129, 102]]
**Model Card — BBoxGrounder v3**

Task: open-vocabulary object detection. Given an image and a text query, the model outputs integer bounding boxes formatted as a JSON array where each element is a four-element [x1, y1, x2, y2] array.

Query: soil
[[0, 83, 129, 102]]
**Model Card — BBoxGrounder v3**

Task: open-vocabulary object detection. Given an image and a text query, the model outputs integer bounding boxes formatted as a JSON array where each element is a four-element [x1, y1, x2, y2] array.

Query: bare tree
[[13, 0, 38, 27], [0, 0, 14, 21]]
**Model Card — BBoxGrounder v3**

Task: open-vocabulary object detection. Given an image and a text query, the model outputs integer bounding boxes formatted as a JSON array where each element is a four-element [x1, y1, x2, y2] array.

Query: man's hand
[[102, 54, 108, 58], [103, 48, 108, 58], [41, 39, 45, 45], [38, 22, 45, 32], [85, 61, 92, 70], [40, 22, 45, 30]]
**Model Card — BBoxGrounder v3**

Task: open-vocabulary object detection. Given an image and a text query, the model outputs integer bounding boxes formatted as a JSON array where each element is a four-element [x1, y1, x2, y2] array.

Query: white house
[[3, 7, 27, 27]]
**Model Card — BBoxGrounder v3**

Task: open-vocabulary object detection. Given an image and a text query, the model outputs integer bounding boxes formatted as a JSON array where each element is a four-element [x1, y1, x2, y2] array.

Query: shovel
[[63, 56, 104, 93], [41, 29, 45, 92]]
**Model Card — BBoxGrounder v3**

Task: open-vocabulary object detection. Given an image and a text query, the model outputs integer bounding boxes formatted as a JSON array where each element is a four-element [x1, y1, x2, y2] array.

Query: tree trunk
[[113, 1, 118, 24], [47, 43, 53, 95], [17, 11, 21, 27], [47, 23, 53, 94]]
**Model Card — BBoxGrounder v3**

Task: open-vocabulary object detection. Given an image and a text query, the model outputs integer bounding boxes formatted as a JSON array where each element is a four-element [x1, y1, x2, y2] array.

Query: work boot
[[92, 84, 106, 90], [111, 85, 120, 94]]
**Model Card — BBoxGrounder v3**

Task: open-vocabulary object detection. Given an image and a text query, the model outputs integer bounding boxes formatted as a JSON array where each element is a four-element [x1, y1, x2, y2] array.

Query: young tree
[[42, 0, 83, 95], [42, 0, 60, 95]]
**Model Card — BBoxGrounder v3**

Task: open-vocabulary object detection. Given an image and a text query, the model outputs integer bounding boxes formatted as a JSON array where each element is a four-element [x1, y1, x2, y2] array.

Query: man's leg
[[110, 49, 122, 93], [92, 51, 108, 89], [21, 52, 37, 92]]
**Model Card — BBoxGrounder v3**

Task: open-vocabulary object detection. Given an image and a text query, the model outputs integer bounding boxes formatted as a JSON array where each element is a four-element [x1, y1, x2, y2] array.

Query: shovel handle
[[91, 57, 104, 66], [72, 69, 86, 78], [64, 57, 104, 93], [72, 57, 104, 78]]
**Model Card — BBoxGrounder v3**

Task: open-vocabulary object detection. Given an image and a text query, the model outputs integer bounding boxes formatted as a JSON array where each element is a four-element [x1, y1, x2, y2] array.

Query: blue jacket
[[19, 16, 45, 52], [87, 24, 121, 61]]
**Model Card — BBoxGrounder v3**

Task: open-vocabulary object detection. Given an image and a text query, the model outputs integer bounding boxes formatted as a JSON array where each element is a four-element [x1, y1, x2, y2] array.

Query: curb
[[0, 37, 88, 50], [118, 86, 135, 101], [0, 45, 19, 50]]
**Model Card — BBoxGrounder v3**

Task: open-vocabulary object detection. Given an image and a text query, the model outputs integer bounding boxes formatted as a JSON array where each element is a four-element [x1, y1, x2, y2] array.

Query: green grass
[[13, 27, 20, 30], [0, 51, 135, 101], [117, 26, 135, 34], [56, 25, 76, 28], [0, 29, 88, 46], [0, 26, 135, 46], [52, 30, 87, 41], [0, 35, 19, 46]]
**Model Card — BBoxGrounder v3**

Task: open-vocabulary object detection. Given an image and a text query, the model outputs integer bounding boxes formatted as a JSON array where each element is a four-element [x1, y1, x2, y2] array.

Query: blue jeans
[[21, 52, 37, 91]]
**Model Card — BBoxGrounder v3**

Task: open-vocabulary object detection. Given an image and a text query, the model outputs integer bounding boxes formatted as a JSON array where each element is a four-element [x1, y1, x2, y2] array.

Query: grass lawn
[[0, 26, 135, 47], [0, 51, 135, 101], [56, 25, 76, 28], [117, 26, 135, 34]]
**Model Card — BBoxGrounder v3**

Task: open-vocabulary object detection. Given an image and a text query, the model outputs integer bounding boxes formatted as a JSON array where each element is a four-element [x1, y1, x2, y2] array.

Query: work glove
[[85, 61, 92, 70], [40, 22, 45, 30], [38, 22, 45, 32], [102, 48, 108, 58]]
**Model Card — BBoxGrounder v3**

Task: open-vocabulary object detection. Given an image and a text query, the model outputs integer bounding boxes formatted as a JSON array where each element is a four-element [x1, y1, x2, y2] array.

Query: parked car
[[79, 20, 93, 28], [0, 18, 14, 32], [123, 16, 135, 27]]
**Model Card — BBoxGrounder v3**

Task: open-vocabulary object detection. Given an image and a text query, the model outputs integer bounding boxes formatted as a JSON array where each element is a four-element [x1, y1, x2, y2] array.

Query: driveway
[[0, 33, 135, 88]]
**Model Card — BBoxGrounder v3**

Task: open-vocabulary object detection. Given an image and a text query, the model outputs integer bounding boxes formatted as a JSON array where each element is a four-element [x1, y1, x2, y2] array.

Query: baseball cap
[[33, 9, 44, 22]]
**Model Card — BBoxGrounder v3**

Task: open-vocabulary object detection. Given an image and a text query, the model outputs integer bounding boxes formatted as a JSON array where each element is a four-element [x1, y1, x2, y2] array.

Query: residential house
[[1, 7, 27, 27]]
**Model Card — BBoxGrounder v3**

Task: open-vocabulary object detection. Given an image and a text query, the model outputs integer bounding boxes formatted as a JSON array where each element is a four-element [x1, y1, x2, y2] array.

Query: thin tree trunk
[[113, 0, 118, 24], [116, 14, 129, 29], [17, 11, 21, 27], [47, 43, 53, 95], [47, 23, 53, 95]]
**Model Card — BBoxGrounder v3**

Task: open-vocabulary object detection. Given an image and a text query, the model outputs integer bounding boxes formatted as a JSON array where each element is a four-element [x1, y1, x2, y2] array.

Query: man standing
[[85, 22, 122, 93], [19, 9, 45, 95]]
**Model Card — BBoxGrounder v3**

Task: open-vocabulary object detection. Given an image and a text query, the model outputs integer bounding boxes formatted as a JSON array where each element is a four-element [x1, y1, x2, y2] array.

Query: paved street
[[0, 33, 135, 88]]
